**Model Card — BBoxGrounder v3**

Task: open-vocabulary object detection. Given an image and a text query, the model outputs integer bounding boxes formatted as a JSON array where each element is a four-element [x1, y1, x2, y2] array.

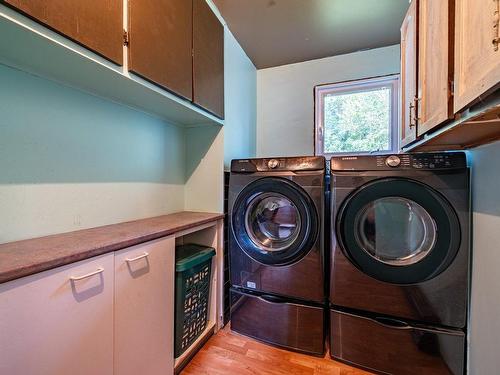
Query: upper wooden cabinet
[[400, 0, 500, 151], [128, 0, 193, 100], [454, 0, 500, 112], [193, 0, 225, 119], [417, 0, 454, 136], [400, 0, 418, 147], [4, 0, 123, 65], [4, 0, 225, 120]]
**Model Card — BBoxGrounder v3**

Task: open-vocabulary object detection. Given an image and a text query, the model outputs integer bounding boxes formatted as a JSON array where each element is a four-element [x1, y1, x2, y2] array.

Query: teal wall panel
[[0, 64, 185, 184]]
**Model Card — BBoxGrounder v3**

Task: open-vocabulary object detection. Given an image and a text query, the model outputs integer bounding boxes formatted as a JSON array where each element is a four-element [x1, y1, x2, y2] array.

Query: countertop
[[0, 211, 224, 284]]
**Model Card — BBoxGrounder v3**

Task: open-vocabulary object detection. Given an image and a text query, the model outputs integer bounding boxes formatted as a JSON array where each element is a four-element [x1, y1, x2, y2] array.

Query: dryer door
[[337, 178, 461, 284], [232, 177, 318, 266]]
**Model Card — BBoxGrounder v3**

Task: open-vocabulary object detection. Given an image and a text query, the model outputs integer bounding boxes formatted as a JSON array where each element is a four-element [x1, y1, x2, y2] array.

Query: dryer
[[329, 152, 469, 374], [229, 156, 326, 355]]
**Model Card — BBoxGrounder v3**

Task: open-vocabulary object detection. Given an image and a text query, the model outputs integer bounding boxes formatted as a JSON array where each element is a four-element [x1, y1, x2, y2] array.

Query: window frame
[[314, 74, 400, 157]]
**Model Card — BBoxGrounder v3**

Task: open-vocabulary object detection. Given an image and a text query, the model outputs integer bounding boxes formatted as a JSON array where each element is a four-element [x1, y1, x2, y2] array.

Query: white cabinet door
[[114, 236, 175, 375], [0, 253, 114, 375]]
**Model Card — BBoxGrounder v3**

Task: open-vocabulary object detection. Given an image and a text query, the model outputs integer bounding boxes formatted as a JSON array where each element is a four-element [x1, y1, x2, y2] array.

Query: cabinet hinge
[[123, 30, 129, 46]]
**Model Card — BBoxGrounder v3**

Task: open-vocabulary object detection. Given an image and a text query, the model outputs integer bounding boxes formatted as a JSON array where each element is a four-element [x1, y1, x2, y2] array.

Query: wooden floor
[[181, 325, 374, 375]]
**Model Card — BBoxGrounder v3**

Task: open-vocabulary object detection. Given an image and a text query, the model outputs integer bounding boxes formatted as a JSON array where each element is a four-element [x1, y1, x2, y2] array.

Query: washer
[[229, 156, 326, 355], [329, 152, 469, 374]]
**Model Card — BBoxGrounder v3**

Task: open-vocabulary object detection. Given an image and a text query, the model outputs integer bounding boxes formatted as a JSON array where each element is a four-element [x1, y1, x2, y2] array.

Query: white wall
[[184, 125, 224, 213], [223, 31, 257, 169], [468, 141, 500, 374], [256, 45, 400, 157]]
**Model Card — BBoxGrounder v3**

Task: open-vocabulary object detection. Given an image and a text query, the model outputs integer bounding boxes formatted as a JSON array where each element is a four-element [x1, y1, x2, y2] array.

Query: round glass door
[[245, 193, 302, 252], [337, 178, 461, 284], [232, 177, 318, 266], [355, 197, 437, 266]]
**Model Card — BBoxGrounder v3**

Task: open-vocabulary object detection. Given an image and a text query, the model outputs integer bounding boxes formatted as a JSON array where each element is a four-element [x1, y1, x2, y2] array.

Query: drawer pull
[[259, 294, 286, 304], [374, 316, 412, 330], [70, 267, 104, 281], [125, 252, 149, 263]]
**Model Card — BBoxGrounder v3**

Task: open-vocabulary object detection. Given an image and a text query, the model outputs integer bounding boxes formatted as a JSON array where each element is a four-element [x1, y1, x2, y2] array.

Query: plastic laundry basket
[[174, 243, 216, 358]]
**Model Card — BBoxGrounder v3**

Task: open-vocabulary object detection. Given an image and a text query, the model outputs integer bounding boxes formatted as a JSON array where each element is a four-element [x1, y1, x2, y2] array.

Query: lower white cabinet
[[114, 235, 175, 375], [0, 253, 114, 375], [0, 228, 216, 375]]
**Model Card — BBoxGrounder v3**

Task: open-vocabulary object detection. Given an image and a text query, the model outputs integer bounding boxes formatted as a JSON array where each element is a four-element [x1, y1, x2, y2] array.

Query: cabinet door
[[454, 0, 500, 112], [114, 236, 175, 375], [193, 0, 225, 119], [400, 0, 418, 147], [128, 0, 193, 100], [5, 0, 123, 65], [0, 254, 114, 375], [417, 0, 454, 136]]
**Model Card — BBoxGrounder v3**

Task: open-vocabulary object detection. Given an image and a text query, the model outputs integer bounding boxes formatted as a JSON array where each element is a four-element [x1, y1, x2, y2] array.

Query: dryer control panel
[[331, 152, 467, 171]]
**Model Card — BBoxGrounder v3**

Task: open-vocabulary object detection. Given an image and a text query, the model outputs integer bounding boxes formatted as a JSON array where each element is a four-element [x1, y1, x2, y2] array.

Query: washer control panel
[[231, 156, 326, 172], [331, 152, 466, 171]]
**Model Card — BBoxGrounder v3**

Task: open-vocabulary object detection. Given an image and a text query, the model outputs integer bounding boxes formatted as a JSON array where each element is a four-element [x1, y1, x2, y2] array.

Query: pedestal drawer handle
[[70, 267, 104, 281], [125, 252, 149, 263], [374, 316, 412, 330]]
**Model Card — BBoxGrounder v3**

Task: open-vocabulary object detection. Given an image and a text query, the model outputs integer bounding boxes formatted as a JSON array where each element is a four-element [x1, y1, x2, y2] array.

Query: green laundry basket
[[174, 243, 216, 358]]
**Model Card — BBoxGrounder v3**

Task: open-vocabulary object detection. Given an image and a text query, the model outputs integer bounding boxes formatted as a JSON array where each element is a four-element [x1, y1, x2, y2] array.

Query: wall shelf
[[0, 4, 223, 128], [403, 91, 500, 152]]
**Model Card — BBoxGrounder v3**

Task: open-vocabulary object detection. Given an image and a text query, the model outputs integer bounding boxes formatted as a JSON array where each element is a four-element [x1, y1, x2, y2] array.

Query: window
[[314, 75, 399, 156]]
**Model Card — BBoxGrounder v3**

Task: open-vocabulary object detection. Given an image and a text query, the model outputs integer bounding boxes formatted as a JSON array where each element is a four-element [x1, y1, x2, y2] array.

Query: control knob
[[267, 159, 279, 169], [386, 155, 401, 168]]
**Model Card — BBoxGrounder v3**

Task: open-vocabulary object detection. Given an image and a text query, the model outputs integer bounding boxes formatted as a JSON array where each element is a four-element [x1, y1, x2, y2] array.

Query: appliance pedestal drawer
[[330, 309, 465, 375], [230, 288, 325, 355]]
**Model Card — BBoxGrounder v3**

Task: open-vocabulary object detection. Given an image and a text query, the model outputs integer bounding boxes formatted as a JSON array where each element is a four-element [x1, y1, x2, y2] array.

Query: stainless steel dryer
[[329, 152, 470, 375], [229, 156, 326, 355]]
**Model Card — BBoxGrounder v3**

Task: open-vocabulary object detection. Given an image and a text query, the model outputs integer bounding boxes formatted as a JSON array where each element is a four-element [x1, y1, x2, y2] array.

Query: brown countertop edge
[[0, 211, 224, 284]]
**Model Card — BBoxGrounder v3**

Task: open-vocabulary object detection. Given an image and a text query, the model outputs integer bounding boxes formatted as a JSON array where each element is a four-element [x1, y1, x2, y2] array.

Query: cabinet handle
[[494, 0, 500, 51], [125, 252, 149, 263], [409, 102, 415, 128], [409, 97, 418, 129], [70, 267, 104, 281], [415, 96, 421, 122]]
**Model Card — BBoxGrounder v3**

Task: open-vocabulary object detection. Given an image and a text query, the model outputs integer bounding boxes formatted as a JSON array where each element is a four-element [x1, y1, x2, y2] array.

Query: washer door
[[232, 177, 318, 266], [337, 178, 461, 284]]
